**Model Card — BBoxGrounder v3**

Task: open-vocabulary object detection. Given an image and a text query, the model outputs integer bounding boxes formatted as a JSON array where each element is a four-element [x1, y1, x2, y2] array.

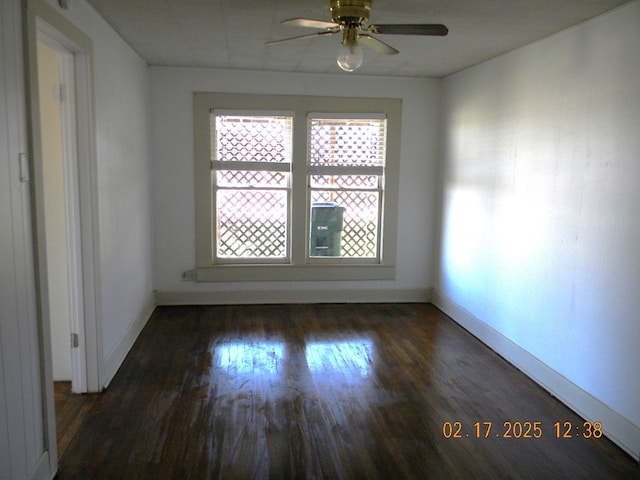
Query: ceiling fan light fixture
[[337, 26, 363, 72], [269, 0, 448, 72], [337, 41, 363, 71]]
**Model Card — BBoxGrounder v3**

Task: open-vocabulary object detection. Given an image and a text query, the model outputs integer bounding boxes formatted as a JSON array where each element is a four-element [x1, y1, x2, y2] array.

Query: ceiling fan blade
[[358, 34, 398, 55], [368, 24, 449, 36], [266, 30, 337, 46], [281, 18, 339, 30]]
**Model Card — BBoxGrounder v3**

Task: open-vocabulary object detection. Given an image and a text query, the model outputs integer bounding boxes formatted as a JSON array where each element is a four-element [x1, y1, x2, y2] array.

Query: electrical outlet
[[182, 269, 196, 281]]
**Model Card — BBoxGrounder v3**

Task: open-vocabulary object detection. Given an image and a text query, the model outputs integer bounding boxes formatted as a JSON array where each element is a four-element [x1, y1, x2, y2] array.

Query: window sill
[[194, 264, 396, 282]]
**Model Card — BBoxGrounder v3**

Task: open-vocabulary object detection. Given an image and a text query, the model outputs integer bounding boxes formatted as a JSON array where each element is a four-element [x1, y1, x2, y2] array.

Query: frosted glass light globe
[[337, 42, 363, 72]]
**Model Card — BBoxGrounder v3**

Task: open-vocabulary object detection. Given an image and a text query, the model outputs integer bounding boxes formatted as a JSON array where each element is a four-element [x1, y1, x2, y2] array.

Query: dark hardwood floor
[[55, 304, 639, 479], [54, 382, 99, 459]]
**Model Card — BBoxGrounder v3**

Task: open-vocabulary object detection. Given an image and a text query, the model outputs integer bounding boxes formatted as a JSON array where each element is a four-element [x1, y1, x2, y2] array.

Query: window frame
[[194, 92, 401, 282], [211, 111, 293, 264], [306, 113, 387, 263]]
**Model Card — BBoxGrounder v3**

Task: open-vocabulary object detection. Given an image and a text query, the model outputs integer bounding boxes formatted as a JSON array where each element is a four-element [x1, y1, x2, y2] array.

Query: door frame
[[36, 28, 88, 392], [24, 0, 103, 467]]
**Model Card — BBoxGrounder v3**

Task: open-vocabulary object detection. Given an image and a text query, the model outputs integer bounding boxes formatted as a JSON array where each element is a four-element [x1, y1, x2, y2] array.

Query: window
[[213, 113, 292, 262], [194, 93, 401, 282], [308, 115, 386, 260]]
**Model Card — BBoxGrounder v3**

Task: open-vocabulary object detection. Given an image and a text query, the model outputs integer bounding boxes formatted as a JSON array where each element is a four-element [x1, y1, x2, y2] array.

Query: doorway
[[36, 31, 86, 392], [27, 1, 102, 396], [26, 0, 102, 469]]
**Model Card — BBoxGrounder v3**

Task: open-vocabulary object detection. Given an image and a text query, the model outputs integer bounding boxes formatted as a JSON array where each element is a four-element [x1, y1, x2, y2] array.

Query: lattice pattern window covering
[[308, 116, 386, 259], [309, 118, 385, 167], [212, 114, 292, 260]]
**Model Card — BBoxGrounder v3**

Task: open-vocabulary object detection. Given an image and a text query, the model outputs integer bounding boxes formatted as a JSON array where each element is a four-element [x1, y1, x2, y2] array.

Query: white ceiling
[[85, 0, 630, 77]]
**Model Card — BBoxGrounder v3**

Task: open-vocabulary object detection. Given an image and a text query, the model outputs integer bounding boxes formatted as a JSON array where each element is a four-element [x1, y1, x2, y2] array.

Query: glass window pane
[[212, 113, 292, 262], [309, 118, 386, 167], [214, 115, 292, 163], [310, 174, 379, 189], [310, 190, 379, 258], [217, 189, 288, 258]]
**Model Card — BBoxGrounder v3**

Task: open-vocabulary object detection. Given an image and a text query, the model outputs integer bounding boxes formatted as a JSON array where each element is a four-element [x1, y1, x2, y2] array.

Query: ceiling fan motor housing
[[330, 0, 371, 27]]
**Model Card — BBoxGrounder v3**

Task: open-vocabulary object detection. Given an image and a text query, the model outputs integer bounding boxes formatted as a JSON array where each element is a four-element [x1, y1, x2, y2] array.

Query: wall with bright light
[[436, 1, 640, 459]]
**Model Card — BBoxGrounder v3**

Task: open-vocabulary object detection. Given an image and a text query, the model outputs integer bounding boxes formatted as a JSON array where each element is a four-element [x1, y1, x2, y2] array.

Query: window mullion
[[309, 186, 381, 193], [217, 185, 290, 191], [308, 165, 384, 176], [290, 110, 308, 265], [212, 160, 290, 173]]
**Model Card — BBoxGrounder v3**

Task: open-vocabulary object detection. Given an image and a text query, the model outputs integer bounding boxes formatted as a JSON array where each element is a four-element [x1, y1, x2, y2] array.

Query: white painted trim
[[155, 288, 431, 306], [26, 451, 51, 480], [101, 295, 156, 389], [432, 289, 640, 461], [194, 93, 401, 279], [196, 264, 396, 282], [59, 45, 85, 391], [39, 30, 88, 393], [211, 160, 290, 172]]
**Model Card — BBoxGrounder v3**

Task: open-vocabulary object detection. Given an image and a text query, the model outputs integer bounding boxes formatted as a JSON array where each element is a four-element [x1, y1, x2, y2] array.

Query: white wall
[[0, 0, 51, 477], [151, 67, 441, 304], [39, 0, 155, 386], [436, 1, 640, 459], [0, 0, 155, 475]]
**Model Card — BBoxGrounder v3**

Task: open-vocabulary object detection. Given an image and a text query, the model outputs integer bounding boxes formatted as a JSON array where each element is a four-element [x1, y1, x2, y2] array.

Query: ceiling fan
[[266, 0, 448, 72]]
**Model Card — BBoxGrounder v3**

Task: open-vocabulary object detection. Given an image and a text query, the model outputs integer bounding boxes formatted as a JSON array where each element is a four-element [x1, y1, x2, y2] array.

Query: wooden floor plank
[[54, 381, 98, 459], [55, 304, 639, 479]]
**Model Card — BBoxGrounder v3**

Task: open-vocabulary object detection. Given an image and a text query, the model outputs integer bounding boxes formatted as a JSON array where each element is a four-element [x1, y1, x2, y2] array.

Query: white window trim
[[194, 92, 402, 282]]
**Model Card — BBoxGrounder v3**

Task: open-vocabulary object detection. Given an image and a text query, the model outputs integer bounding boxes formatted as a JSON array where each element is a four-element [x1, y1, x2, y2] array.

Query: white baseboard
[[432, 289, 640, 462], [27, 451, 52, 480], [155, 287, 432, 306], [101, 294, 156, 389]]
